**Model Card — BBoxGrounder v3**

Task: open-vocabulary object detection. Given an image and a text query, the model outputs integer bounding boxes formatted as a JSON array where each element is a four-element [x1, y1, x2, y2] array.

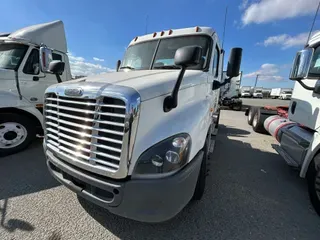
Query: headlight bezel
[[132, 133, 191, 179]]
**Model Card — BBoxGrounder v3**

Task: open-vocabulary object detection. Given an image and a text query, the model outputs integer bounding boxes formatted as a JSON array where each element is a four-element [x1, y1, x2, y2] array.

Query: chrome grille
[[44, 93, 126, 172]]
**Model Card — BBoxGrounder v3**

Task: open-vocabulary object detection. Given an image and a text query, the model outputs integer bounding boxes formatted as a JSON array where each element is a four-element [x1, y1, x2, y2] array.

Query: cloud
[[241, 0, 318, 25], [243, 63, 285, 81], [93, 57, 105, 62], [68, 53, 114, 77], [239, 0, 249, 10], [258, 31, 319, 49]]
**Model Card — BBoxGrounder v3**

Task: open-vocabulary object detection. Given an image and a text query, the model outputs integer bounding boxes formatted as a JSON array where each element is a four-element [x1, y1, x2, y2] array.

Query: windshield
[[243, 90, 250, 93], [255, 90, 262, 93], [282, 91, 292, 94], [121, 35, 210, 71], [0, 43, 28, 70]]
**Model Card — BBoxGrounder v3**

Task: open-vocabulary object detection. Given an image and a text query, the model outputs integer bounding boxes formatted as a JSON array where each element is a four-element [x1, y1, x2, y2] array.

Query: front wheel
[[247, 107, 257, 125], [307, 156, 320, 216], [0, 113, 36, 157]]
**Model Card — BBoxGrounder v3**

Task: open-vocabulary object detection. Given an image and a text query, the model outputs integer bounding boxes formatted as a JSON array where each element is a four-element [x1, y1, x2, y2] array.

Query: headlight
[[132, 133, 191, 178]]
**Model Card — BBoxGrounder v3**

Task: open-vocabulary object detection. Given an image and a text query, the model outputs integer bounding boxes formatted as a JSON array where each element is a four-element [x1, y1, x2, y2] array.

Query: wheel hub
[[0, 122, 27, 149]]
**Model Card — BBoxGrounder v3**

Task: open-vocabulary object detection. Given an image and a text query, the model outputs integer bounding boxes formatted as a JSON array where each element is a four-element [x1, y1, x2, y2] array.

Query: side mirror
[[48, 61, 65, 74], [289, 49, 313, 80], [227, 48, 242, 78], [163, 46, 202, 112], [174, 46, 202, 68], [40, 46, 53, 73], [116, 60, 121, 72]]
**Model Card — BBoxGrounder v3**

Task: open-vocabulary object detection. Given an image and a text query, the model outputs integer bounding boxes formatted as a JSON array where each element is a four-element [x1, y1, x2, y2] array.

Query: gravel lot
[[1, 110, 320, 240]]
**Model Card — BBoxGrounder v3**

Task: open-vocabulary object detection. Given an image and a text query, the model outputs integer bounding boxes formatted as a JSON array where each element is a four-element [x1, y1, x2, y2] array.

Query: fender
[[129, 84, 212, 175], [0, 90, 43, 128], [300, 131, 320, 178]]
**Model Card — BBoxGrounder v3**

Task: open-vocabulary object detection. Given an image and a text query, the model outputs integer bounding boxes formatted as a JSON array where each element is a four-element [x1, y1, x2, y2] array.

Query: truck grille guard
[[44, 84, 141, 179]]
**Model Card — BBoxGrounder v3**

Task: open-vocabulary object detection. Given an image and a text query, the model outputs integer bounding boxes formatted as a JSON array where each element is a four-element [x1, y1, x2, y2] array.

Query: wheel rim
[[253, 114, 258, 127], [0, 122, 27, 149]]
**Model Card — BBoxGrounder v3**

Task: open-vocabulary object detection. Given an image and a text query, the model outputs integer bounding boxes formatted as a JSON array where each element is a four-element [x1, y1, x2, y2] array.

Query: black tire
[[0, 113, 36, 157], [247, 107, 257, 125], [307, 156, 320, 216], [193, 135, 209, 200], [252, 109, 268, 134]]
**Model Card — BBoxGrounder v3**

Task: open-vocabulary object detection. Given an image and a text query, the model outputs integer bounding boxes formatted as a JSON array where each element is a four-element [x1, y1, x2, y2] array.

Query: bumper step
[[272, 144, 299, 168]]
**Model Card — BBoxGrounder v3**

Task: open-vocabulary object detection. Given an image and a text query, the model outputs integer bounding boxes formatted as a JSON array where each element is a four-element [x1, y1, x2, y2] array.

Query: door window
[[23, 49, 39, 75], [212, 46, 220, 77]]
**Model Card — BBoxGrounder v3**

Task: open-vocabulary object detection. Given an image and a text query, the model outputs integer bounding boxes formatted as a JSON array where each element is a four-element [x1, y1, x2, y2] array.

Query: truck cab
[[252, 88, 263, 98], [279, 89, 292, 100], [42, 26, 242, 222], [0, 21, 71, 156]]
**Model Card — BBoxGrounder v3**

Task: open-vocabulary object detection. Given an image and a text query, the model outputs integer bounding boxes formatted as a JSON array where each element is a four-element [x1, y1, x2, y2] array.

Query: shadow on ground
[[78, 125, 320, 240], [0, 139, 60, 200]]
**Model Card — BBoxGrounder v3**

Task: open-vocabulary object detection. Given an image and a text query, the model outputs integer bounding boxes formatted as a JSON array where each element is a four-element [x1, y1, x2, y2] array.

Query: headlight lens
[[132, 133, 191, 178]]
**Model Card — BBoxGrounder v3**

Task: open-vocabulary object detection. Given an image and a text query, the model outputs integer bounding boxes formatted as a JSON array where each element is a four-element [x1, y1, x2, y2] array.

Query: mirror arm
[[163, 67, 186, 112], [55, 74, 62, 83], [297, 79, 315, 91], [220, 77, 231, 87]]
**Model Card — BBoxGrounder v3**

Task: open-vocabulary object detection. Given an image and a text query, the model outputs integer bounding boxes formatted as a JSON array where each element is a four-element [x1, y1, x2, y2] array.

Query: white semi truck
[[279, 88, 293, 100], [0, 20, 71, 156], [41, 26, 242, 222], [220, 71, 242, 110], [252, 87, 263, 98], [240, 86, 252, 98], [246, 31, 320, 216]]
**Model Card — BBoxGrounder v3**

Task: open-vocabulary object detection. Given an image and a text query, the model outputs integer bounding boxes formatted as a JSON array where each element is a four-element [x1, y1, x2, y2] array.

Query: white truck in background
[[252, 87, 263, 98], [41, 26, 242, 222], [220, 71, 242, 110], [279, 88, 293, 100], [0, 20, 71, 156], [245, 31, 320, 216], [270, 88, 281, 98], [240, 86, 252, 98]]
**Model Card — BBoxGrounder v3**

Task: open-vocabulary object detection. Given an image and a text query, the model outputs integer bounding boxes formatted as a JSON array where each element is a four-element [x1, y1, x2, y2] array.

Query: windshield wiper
[[120, 66, 135, 70], [153, 65, 181, 69]]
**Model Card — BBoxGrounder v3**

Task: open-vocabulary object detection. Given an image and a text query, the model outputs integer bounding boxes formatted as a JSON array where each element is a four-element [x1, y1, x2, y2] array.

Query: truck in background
[[0, 20, 71, 156], [252, 87, 263, 98], [245, 31, 320, 216], [220, 71, 242, 110], [42, 26, 242, 222], [240, 86, 252, 98], [270, 88, 281, 98], [279, 88, 293, 100]]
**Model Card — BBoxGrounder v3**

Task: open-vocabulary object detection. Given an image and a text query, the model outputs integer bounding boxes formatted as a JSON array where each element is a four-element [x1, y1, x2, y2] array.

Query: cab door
[[18, 48, 65, 105], [207, 38, 222, 114]]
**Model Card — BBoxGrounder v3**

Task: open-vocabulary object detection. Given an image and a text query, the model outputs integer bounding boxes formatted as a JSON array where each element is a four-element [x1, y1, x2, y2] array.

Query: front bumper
[[46, 149, 203, 223]]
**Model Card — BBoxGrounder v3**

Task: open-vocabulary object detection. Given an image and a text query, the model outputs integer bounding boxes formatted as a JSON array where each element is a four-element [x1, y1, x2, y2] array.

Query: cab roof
[[308, 31, 320, 47], [1, 20, 67, 53], [129, 26, 217, 46]]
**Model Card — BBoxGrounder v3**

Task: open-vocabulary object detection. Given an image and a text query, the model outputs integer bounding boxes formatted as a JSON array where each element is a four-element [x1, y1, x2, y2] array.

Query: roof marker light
[[195, 26, 200, 32], [134, 36, 138, 42], [153, 32, 157, 37], [168, 29, 173, 35], [160, 31, 165, 36]]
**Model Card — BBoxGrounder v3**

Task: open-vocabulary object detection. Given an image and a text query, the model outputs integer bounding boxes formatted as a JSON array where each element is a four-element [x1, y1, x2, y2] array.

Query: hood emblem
[[64, 87, 83, 96]]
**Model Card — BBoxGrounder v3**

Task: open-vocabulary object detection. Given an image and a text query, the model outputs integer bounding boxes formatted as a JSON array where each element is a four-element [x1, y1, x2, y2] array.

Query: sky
[[1, 0, 320, 89]]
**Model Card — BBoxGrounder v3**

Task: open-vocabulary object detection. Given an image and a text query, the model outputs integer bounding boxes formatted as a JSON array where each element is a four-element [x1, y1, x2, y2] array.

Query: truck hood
[[53, 70, 207, 101]]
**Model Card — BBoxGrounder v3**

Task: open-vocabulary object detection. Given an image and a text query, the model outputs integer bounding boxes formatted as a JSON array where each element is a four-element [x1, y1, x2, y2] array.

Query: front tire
[[0, 113, 36, 157], [307, 156, 320, 216]]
